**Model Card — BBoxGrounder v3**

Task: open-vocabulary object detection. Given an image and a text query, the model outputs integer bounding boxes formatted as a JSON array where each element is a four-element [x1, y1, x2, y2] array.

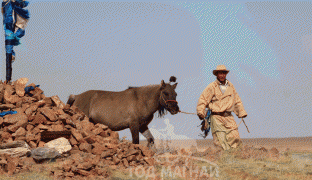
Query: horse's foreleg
[[140, 125, 155, 148], [130, 124, 140, 144]]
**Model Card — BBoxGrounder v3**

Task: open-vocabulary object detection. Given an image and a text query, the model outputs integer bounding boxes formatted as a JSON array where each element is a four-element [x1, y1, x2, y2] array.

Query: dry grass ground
[[1, 137, 311, 180]]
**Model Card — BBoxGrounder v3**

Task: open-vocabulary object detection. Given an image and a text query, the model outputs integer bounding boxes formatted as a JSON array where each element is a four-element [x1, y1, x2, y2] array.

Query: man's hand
[[198, 114, 205, 120]]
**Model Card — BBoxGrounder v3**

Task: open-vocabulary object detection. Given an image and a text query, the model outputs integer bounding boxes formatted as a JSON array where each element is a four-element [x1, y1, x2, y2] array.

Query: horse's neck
[[138, 86, 162, 114]]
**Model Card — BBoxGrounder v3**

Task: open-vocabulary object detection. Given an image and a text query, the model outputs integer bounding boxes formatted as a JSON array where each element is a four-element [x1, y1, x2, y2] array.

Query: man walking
[[197, 65, 247, 150]]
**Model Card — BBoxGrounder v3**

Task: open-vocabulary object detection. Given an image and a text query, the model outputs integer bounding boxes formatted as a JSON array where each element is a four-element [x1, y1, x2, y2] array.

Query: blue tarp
[[0, 110, 17, 117], [24, 85, 39, 94]]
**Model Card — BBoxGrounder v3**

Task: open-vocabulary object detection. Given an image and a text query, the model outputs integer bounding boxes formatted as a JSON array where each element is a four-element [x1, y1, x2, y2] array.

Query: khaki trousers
[[210, 114, 242, 150]]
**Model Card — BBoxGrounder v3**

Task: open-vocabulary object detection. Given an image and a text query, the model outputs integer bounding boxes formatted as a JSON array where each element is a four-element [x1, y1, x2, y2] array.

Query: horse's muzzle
[[168, 105, 180, 115]]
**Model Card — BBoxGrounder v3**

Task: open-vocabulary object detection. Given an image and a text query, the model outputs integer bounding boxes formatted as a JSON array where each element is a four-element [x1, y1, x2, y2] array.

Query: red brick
[[31, 127, 41, 135], [101, 149, 116, 158], [69, 135, 78, 146], [79, 143, 92, 153], [143, 157, 155, 166], [99, 130, 110, 138], [77, 161, 93, 170], [5, 94, 22, 104], [137, 145, 155, 157], [122, 158, 129, 167], [51, 124, 64, 131], [126, 149, 140, 157], [81, 130, 90, 138], [0, 103, 15, 110], [95, 123, 109, 130], [80, 119, 95, 132], [36, 124, 50, 131], [39, 107, 57, 121], [1, 132, 12, 141], [32, 93, 43, 101], [14, 78, 28, 96], [84, 135, 97, 144], [14, 136, 26, 141], [91, 143, 108, 155], [71, 145, 80, 151], [4, 113, 28, 125], [12, 127, 26, 137], [90, 155, 100, 166], [38, 141, 45, 147], [105, 143, 118, 150], [25, 132, 36, 143], [63, 104, 70, 110], [77, 169, 90, 176], [42, 97, 53, 107], [53, 170, 64, 179], [58, 114, 71, 120], [51, 95, 65, 109], [29, 141, 37, 148], [31, 113, 47, 125], [26, 124, 34, 131], [28, 115, 35, 122], [20, 157, 35, 168], [34, 134, 41, 142], [92, 127, 104, 135], [95, 135, 105, 144], [6, 156, 19, 175], [22, 97, 36, 104], [63, 171, 74, 177], [15, 101, 23, 108], [7, 118, 28, 133], [52, 107, 65, 115], [110, 131, 119, 140], [71, 129, 84, 143], [24, 103, 40, 115], [70, 105, 82, 114]]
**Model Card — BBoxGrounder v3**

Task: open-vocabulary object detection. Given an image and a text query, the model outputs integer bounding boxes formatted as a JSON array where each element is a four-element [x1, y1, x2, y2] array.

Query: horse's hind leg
[[140, 125, 155, 149]]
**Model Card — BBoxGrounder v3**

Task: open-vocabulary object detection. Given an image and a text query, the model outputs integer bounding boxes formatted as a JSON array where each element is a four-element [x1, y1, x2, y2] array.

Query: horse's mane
[[127, 84, 159, 90], [127, 84, 168, 118]]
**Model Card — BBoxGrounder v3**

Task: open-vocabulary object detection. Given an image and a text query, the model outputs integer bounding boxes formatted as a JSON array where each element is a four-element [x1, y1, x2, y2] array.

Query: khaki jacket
[[197, 79, 247, 118]]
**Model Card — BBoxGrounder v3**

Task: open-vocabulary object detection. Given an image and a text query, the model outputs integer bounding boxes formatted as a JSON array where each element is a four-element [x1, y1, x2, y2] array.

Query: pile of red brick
[[0, 79, 155, 178]]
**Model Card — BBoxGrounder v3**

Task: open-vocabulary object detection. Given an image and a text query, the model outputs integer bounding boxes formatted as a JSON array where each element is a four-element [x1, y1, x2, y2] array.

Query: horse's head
[[159, 78, 179, 115]]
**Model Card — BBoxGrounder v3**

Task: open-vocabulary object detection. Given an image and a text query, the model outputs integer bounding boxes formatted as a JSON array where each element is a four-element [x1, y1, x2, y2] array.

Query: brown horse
[[66, 77, 179, 147]]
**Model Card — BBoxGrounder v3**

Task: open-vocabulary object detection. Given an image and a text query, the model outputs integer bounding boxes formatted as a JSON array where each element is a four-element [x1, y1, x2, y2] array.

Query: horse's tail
[[67, 94, 75, 106]]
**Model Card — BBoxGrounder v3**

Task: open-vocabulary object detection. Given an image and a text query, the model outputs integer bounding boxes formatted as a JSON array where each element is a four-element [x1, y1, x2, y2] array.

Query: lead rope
[[178, 111, 197, 115]]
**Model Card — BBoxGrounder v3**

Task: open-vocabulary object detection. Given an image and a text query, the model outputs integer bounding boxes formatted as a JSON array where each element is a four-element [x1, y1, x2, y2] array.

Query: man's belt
[[211, 111, 232, 117]]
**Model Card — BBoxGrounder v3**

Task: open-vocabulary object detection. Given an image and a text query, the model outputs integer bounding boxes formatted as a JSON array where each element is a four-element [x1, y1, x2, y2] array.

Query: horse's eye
[[164, 92, 169, 96]]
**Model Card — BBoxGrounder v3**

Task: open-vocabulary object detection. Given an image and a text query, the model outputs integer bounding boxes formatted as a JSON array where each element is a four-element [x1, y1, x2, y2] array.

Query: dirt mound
[[0, 78, 155, 179]]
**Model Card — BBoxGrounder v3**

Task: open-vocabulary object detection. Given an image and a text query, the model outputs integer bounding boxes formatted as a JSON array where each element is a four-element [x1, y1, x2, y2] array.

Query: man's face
[[217, 71, 227, 82]]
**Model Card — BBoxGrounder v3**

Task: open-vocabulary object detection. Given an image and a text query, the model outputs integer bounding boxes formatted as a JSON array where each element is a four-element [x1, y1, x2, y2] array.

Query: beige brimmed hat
[[213, 65, 230, 76]]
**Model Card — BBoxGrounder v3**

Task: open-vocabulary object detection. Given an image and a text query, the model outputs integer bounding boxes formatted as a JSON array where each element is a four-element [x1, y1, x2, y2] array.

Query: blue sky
[[1, 0, 311, 140]]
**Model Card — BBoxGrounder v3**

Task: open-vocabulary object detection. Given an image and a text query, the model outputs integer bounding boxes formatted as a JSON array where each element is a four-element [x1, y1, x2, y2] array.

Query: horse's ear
[[172, 82, 178, 89], [160, 80, 166, 89]]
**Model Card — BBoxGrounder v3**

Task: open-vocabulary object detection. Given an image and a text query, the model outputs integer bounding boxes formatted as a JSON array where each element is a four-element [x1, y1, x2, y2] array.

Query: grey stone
[[31, 147, 61, 161]]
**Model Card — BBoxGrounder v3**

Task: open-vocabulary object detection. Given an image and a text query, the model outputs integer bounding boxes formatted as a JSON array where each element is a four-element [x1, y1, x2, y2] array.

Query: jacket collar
[[214, 79, 233, 98], [215, 79, 229, 86]]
